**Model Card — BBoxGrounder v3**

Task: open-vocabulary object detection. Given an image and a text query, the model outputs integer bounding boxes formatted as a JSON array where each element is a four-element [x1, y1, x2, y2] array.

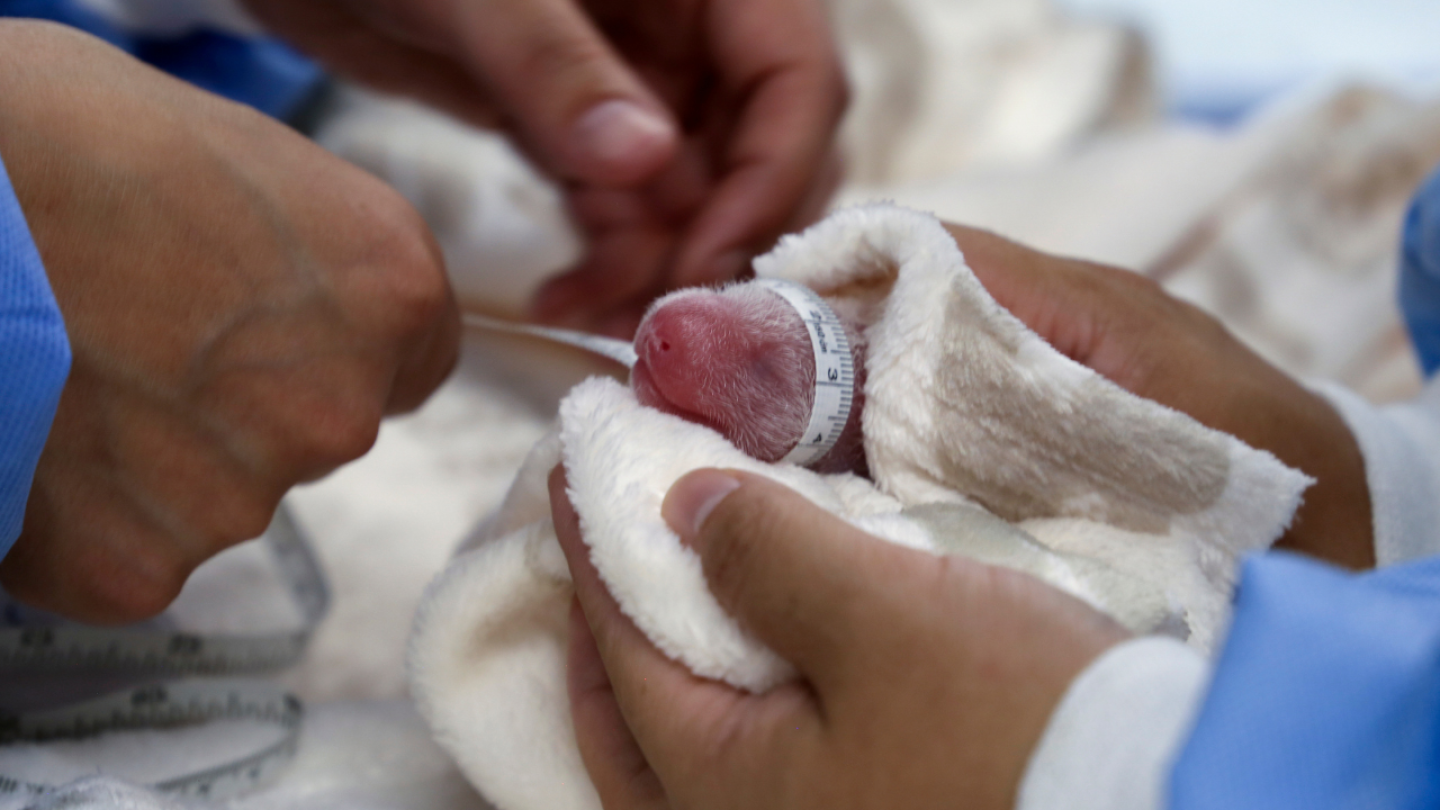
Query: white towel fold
[[407, 204, 1311, 810]]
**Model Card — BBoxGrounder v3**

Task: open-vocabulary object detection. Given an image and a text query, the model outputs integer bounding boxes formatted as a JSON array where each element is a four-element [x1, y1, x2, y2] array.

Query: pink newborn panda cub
[[630, 282, 869, 475]]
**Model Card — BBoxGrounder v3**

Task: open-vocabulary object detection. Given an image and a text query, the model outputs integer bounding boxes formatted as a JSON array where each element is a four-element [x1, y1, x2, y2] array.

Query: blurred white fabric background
[[1055, 0, 1440, 121], [7, 1, 1440, 807]]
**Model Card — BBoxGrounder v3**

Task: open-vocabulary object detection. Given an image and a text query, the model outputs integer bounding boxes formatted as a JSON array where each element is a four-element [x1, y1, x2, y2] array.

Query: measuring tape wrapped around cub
[[631, 277, 864, 472], [409, 204, 1311, 810]]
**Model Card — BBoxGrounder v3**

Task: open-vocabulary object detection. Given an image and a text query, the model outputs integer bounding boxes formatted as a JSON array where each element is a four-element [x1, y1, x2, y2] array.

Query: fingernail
[[663, 470, 742, 540], [572, 99, 674, 177]]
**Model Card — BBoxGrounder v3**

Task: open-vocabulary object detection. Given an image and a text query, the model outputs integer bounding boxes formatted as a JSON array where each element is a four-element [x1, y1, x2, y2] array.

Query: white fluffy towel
[[407, 204, 1311, 810]]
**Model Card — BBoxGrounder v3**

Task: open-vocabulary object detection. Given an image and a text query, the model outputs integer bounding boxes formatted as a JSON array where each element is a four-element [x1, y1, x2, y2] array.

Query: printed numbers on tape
[[0, 504, 329, 801], [756, 279, 856, 466], [0, 680, 301, 801]]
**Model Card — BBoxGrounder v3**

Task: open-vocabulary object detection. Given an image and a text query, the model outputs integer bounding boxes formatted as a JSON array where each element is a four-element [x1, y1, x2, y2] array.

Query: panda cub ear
[[630, 281, 869, 475]]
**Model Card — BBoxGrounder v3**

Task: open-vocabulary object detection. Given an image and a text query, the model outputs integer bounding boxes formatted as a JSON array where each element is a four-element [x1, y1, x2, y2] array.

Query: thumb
[[449, 0, 678, 186], [662, 469, 917, 690]]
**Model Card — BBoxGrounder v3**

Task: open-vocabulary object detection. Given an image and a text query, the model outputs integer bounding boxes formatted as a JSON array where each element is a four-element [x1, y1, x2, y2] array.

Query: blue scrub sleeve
[[0, 1, 320, 561], [0, 150, 71, 559], [1169, 552, 1440, 810], [0, 0, 323, 121], [1400, 163, 1440, 378]]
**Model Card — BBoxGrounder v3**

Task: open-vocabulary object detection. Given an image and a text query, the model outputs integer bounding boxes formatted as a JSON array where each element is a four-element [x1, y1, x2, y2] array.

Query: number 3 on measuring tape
[[754, 279, 856, 467]]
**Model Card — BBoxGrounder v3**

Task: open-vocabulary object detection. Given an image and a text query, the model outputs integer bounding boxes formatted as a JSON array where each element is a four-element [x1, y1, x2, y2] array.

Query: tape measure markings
[[0, 679, 301, 800], [0, 506, 325, 800], [0, 507, 327, 676], [755, 279, 856, 467]]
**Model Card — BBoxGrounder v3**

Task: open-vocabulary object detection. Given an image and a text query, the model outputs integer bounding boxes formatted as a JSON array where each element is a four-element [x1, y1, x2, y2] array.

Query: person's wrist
[[1018, 637, 1210, 810], [1012, 621, 1130, 801], [962, 563, 1131, 810]]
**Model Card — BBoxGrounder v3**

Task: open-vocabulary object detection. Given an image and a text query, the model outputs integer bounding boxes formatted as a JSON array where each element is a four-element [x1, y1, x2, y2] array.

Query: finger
[[940, 223, 1168, 385], [785, 147, 844, 233], [567, 598, 669, 810], [386, 277, 461, 415], [591, 296, 653, 341], [532, 143, 713, 328], [550, 466, 818, 788], [531, 224, 675, 333], [668, 0, 847, 288], [240, 0, 504, 126], [319, 39, 503, 130], [660, 469, 920, 692], [451, 0, 679, 187], [942, 224, 1066, 325], [373, 209, 462, 416], [550, 466, 726, 712]]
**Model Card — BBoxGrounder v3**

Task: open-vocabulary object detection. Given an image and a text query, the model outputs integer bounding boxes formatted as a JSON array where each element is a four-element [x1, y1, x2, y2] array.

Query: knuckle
[[223, 491, 282, 543], [389, 271, 451, 342], [256, 369, 386, 477], [518, 33, 613, 100], [291, 399, 382, 470], [368, 212, 451, 338], [78, 541, 192, 624]]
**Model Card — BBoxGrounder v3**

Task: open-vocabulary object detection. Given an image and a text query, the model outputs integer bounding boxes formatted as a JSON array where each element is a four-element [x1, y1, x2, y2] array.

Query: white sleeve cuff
[[1016, 636, 1209, 810], [1313, 378, 1440, 566]]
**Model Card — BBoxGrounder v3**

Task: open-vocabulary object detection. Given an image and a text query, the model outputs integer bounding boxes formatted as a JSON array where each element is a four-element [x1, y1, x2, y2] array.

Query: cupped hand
[[551, 466, 1127, 810], [942, 223, 1375, 569], [240, 0, 847, 335], [0, 21, 459, 623]]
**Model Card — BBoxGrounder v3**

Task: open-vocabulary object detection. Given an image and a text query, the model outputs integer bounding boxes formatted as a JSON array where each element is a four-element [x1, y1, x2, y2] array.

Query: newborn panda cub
[[631, 282, 868, 475], [632, 282, 1186, 637]]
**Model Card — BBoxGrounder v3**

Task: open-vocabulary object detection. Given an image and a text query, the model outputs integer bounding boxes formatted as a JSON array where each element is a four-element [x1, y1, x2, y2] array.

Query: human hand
[[0, 21, 459, 623], [240, 0, 847, 335], [552, 466, 1127, 810], [942, 223, 1375, 569]]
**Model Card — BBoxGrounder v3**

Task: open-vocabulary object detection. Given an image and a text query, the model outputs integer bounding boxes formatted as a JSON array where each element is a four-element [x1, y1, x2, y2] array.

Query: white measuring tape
[[0, 680, 301, 800], [0, 504, 328, 800], [754, 280, 856, 467], [461, 312, 637, 368]]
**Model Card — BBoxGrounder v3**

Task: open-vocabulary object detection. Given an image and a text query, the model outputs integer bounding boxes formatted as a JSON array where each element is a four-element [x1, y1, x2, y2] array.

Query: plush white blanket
[[407, 204, 1311, 810]]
